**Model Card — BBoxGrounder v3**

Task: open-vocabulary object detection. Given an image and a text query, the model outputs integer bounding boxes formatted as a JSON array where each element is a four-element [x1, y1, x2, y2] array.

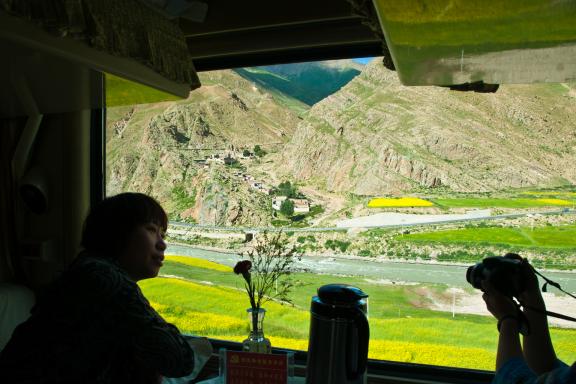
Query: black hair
[[81, 192, 167, 257]]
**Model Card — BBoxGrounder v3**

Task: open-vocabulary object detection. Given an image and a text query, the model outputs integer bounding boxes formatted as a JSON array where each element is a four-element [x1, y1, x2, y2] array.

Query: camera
[[466, 256, 525, 298]]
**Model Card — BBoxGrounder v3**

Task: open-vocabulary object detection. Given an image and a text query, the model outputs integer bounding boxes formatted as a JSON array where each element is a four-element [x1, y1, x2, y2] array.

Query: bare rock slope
[[106, 70, 301, 225], [279, 59, 576, 194]]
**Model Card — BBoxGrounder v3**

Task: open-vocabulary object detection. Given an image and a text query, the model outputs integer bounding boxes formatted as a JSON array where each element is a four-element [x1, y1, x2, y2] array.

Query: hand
[[185, 337, 213, 380], [187, 336, 213, 357], [503, 253, 543, 307], [482, 280, 518, 321]]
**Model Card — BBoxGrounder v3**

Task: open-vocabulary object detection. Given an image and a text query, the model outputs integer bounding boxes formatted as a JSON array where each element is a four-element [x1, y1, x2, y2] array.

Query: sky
[[353, 57, 374, 65]]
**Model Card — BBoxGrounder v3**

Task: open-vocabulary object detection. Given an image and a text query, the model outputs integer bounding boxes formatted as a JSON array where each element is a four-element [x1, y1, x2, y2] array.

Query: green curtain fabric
[[345, 0, 395, 70], [1, 0, 199, 88]]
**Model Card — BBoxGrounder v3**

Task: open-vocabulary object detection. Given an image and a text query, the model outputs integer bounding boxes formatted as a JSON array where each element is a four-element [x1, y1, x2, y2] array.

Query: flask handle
[[346, 309, 369, 380]]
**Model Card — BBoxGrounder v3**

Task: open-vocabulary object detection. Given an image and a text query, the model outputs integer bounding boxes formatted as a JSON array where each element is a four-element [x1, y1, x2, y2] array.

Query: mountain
[[106, 59, 576, 226], [277, 59, 576, 195], [234, 59, 363, 108], [106, 69, 301, 225]]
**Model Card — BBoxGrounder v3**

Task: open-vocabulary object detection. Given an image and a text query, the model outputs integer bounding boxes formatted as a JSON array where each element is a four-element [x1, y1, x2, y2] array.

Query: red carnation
[[234, 260, 252, 285], [234, 260, 252, 275]]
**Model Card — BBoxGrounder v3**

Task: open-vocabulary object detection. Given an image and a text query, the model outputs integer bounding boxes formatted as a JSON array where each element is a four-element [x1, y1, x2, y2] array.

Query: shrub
[[325, 239, 351, 253], [254, 145, 267, 157]]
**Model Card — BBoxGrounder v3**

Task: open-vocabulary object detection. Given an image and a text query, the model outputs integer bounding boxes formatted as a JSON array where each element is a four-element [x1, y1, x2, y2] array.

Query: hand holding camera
[[467, 253, 575, 335], [468, 253, 576, 377], [481, 280, 518, 324]]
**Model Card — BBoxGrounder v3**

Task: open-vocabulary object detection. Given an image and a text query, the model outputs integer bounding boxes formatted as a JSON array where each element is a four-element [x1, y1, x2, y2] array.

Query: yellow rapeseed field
[[144, 278, 576, 371], [172, 332, 494, 370], [165, 255, 233, 272], [368, 197, 434, 208], [368, 340, 494, 369]]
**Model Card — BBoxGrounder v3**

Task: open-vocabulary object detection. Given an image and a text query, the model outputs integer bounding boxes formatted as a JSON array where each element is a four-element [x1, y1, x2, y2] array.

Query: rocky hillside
[[106, 69, 302, 225], [277, 59, 576, 195]]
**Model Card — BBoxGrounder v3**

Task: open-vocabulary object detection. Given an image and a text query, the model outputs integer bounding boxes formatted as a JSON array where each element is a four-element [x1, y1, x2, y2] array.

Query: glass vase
[[242, 307, 271, 353]]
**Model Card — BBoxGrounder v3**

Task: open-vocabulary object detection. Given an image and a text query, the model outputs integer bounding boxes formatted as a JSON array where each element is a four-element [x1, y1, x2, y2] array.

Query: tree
[[277, 181, 296, 197], [242, 149, 251, 157], [253, 145, 267, 157], [280, 199, 294, 216]]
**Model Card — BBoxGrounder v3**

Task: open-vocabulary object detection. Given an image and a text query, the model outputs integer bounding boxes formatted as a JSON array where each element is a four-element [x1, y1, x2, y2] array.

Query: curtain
[[0, 0, 199, 88], [0, 118, 25, 282]]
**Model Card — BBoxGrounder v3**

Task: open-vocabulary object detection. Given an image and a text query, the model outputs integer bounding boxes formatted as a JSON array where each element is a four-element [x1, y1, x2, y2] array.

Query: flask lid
[[317, 284, 368, 305]]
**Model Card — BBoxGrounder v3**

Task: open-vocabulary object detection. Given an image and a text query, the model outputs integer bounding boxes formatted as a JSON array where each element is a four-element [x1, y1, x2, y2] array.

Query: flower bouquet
[[234, 231, 301, 353]]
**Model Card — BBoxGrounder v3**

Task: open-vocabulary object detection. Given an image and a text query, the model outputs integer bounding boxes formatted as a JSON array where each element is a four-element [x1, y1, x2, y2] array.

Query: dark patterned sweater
[[0, 253, 194, 383]]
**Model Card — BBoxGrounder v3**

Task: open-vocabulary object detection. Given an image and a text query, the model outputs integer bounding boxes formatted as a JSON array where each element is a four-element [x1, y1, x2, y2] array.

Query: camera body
[[466, 256, 525, 298]]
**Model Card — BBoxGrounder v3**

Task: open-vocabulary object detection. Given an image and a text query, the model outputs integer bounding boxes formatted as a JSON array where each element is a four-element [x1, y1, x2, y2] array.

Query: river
[[166, 244, 576, 294]]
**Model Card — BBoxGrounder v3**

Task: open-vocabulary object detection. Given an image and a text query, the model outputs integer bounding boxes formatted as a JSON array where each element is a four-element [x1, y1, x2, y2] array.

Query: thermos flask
[[306, 284, 369, 384]]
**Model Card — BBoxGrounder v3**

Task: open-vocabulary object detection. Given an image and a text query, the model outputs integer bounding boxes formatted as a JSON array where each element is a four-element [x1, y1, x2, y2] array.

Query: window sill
[[187, 337, 494, 384]]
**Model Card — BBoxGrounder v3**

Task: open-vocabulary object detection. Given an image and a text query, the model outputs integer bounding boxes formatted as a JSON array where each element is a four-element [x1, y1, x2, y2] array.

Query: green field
[[106, 74, 182, 107], [432, 198, 574, 209], [140, 256, 576, 371], [398, 225, 576, 249]]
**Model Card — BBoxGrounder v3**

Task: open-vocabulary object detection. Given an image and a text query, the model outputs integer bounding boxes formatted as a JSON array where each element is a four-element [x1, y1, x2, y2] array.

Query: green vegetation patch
[[169, 185, 196, 221], [324, 239, 351, 253], [106, 74, 181, 107], [397, 225, 576, 249], [432, 198, 574, 208]]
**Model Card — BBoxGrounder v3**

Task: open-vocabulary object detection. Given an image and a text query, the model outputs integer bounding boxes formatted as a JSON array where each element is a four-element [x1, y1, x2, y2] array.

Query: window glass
[[105, 59, 576, 370]]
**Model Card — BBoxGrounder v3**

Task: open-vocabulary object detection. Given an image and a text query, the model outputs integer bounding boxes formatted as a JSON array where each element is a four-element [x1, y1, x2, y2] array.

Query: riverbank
[[166, 240, 576, 274], [166, 242, 576, 298]]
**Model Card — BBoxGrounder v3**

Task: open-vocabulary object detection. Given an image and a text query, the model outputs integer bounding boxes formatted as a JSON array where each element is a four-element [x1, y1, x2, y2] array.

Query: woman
[[482, 255, 575, 384], [0, 193, 194, 383]]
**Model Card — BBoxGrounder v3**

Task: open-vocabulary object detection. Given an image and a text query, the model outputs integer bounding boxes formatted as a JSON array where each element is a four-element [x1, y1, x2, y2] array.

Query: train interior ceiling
[[1, 0, 575, 382]]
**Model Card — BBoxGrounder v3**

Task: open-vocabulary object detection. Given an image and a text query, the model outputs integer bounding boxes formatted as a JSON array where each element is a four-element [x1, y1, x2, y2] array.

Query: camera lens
[[466, 265, 474, 285], [466, 263, 483, 289]]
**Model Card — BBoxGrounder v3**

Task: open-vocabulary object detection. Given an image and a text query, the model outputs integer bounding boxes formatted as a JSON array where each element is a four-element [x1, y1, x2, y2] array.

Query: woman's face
[[118, 222, 166, 281]]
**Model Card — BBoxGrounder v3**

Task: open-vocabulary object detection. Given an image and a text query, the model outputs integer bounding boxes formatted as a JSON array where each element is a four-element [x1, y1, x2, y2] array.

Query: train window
[[105, 58, 576, 371]]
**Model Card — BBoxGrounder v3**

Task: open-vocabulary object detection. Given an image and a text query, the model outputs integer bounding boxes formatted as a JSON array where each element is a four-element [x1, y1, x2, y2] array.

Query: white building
[[271, 196, 310, 213], [272, 196, 287, 210]]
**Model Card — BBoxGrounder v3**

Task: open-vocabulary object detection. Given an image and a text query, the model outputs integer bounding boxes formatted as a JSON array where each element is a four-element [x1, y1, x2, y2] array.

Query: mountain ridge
[[106, 59, 576, 225], [276, 59, 576, 195]]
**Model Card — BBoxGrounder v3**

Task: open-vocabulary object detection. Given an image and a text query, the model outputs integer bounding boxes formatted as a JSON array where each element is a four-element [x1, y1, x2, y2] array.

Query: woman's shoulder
[[63, 253, 136, 296], [71, 252, 125, 275]]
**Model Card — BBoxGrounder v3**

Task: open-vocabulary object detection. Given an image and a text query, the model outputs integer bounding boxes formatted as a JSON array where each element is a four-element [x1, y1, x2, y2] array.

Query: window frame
[[197, 338, 494, 383]]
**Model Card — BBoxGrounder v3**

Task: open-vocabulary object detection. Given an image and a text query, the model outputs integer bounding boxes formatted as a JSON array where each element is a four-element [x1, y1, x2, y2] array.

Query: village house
[[271, 196, 310, 212], [291, 198, 310, 213], [206, 157, 225, 164], [258, 184, 272, 195]]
